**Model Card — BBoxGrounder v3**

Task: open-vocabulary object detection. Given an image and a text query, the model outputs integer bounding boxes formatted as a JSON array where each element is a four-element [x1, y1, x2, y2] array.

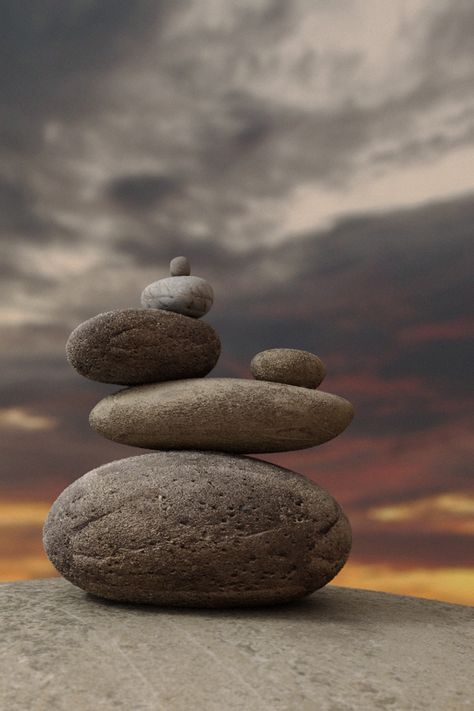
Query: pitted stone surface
[[66, 308, 220, 384], [89, 378, 354, 453], [43, 451, 351, 606], [251, 348, 326, 389], [1, 578, 472, 711]]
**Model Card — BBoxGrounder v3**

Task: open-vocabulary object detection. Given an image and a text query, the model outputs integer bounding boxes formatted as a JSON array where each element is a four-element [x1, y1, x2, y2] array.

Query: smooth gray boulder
[[89, 378, 354, 453], [1, 578, 472, 711], [43, 452, 351, 606]]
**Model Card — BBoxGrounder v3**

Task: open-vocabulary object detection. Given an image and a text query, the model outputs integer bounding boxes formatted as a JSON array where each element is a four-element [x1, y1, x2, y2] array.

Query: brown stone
[[251, 348, 326, 388], [66, 309, 220, 385], [43, 451, 352, 607], [89, 378, 354, 453]]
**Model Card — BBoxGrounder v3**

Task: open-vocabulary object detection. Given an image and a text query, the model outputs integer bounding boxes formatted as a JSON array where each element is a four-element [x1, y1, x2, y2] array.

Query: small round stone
[[170, 256, 191, 276], [43, 451, 352, 607], [66, 308, 220, 385], [251, 348, 326, 389], [141, 276, 213, 318]]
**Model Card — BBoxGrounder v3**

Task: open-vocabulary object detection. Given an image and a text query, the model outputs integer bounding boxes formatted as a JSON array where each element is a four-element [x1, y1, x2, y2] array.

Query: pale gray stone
[[141, 275, 213, 318], [251, 348, 327, 388], [1, 578, 472, 711], [43, 451, 351, 606], [89, 378, 354, 453]]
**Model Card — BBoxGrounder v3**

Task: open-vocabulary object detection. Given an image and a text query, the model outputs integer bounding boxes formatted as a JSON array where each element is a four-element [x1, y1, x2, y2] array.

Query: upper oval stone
[[251, 348, 326, 388], [89, 378, 354, 453], [66, 309, 220, 385]]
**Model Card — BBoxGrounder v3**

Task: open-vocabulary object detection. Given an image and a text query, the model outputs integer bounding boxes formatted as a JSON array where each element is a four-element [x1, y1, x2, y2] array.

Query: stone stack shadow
[[44, 257, 354, 607]]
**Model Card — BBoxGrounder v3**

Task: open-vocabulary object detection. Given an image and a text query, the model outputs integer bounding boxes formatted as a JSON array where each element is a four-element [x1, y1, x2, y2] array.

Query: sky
[[0, 0, 473, 605]]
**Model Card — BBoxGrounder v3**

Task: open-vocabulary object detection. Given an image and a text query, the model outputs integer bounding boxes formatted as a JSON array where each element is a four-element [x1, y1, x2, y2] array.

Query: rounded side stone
[[43, 451, 352, 607], [66, 309, 220, 385], [251, 348, 327, 388]]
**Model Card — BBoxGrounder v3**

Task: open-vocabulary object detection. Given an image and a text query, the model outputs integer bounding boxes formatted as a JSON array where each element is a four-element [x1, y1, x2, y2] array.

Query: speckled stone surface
[[251, 348, 326, 389], [89, 378, 354, 452], [43, 452, 351, 606], [66, 309, 220, 384], [1, 578, 472, 711]]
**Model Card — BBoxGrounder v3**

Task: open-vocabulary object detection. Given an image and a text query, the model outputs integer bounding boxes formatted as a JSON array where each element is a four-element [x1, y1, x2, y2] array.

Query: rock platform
[[1, 578, 472, 711]]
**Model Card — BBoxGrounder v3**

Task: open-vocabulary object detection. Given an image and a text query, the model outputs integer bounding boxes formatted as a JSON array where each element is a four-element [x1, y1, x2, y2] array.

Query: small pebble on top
[[141, 257, 213, 318], [170, 256, 191, 276]]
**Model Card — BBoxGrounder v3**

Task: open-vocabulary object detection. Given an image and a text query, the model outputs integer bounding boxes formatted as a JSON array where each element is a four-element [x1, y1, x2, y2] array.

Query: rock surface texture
[[66, 308, 220, 384], [1, 578, 472, 711], [251, 348, 327, 389], [89, 378, 354, 452], [43, 452, 351, 606]]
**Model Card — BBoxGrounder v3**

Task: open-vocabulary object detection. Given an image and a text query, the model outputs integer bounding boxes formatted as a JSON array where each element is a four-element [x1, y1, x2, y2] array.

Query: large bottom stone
[[43, 451, 351, 607]]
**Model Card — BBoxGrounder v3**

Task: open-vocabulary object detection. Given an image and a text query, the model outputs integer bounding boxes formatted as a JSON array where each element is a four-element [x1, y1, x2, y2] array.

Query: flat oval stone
[[66, 309, 220, 385], [141, 276, 213, 318], [43, 451, 352, 607], [89, 378, 354, 452], [251, 348, 326, 388]]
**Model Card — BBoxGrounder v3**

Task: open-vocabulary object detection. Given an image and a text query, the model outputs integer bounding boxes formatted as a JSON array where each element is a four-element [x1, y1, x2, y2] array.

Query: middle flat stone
[[89, 378, 354, 453]]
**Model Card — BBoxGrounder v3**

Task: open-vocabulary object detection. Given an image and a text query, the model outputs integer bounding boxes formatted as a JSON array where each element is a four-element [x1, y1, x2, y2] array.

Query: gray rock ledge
[[1, 578, 472, 711]]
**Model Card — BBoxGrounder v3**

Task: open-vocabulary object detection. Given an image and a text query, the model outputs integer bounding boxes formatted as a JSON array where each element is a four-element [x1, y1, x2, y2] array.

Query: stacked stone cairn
[[44, 257, 354, 607]]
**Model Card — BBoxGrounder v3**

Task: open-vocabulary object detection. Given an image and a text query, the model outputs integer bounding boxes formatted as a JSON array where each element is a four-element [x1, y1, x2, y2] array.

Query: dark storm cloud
[[151, 0, 474, 197], [0, 176, 74, 248], [107, 173, 183, 210], [0, 0, 180, 270], [1, 0, 473, 273], [214, 194, 473, 345], [381, 339, 473, 386], [0, 257, 56, 290], [0, 179, 38, 233], [0, 0, 169, 116], [422, 0, 474, 73]]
